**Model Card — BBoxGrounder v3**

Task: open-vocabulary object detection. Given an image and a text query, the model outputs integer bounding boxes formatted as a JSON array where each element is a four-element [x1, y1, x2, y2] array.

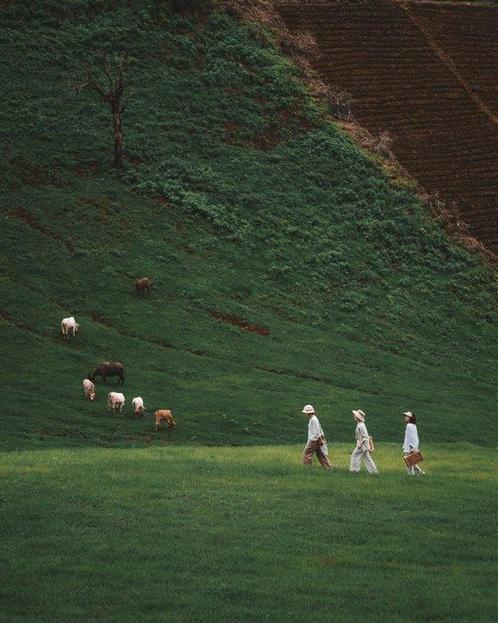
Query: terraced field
[[277, 0, 498, 252]]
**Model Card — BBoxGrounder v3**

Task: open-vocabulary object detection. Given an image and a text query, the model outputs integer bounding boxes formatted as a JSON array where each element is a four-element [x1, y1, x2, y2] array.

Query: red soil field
[[277, 0, 498, 253]]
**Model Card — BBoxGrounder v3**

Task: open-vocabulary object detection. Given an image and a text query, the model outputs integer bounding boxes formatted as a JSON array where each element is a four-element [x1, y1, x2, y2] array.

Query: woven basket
[[403, 451, 423, 467]]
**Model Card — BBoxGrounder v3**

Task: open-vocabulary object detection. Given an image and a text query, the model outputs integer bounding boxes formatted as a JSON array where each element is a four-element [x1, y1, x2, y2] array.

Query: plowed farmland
[[277, 0, 498, 252], [411, 2, 498, 116]]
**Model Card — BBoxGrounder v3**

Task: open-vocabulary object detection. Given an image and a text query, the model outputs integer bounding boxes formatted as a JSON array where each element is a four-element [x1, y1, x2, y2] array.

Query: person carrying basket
[[402, 411, 425, 475]]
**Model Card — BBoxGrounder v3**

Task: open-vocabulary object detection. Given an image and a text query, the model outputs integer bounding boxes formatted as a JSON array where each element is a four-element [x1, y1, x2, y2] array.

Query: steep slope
[[277, 0, 498, 252], [0, 0, 496, 450]]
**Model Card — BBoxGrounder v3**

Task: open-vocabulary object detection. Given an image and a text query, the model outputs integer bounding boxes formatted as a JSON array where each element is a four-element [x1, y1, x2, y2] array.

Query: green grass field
[[1, 444, 497, 622], [1, 1, 497, 620]]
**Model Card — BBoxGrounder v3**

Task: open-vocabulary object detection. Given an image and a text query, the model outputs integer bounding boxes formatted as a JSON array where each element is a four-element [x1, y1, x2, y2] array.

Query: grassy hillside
[[0, 0, 497, 450]]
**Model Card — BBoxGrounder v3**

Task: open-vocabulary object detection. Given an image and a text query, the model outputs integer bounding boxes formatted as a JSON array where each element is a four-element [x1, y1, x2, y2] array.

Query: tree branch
[[75, 67, 107, 100], [101, 52, 115, 92]]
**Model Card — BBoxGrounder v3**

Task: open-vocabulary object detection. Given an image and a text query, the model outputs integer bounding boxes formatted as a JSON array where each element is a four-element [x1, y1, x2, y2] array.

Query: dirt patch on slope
[[9, 207, 74, 251], [91, 313, 113, 327], [0, 309, 38, 334], [210, 310, 270, 336]]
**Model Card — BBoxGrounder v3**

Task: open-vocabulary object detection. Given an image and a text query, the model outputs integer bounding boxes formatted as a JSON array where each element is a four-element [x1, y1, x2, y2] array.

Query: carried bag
[[318, 435, 327, 447], [368, 436, 374, 452], [403, 450, 423, 467]]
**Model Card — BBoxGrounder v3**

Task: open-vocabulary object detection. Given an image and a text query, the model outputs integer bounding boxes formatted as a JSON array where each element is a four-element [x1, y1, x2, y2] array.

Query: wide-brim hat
[[302, 404, 315, 414], [403, 411, 413, 417], [352, 409, 366, 422]]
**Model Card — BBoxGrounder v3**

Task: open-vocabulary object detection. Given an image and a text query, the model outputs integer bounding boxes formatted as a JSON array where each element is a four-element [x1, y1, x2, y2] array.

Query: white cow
[[107, 392, 125, 415], [131, 396, 145, 418], [82, 379, 96, 401], [61, 316, 80, 338]]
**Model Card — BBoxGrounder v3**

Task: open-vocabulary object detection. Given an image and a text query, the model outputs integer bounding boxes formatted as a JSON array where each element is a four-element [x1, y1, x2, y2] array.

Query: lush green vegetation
[[1, 444, 497, 622], [1, 0, 496, 450]]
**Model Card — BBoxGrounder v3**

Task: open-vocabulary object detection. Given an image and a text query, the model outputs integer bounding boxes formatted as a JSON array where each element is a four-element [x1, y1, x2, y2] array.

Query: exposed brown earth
[[409, 2, 498, 117], [9, 207, 74, 251], [90, 313, 113, 327], [209, 310, 270, 336], [277, 0, 498, 252]]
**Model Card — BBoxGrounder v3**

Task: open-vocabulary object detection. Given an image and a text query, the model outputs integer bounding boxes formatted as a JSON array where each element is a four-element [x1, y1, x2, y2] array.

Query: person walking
[[302, 404, 332, 470], [349, 409, 378, 474], [403, 411, 425, 475]]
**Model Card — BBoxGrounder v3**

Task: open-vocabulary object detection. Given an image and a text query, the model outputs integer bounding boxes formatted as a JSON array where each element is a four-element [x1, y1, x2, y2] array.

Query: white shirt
[[403, 423, 419, 452], [307, 415, 324, 444], [355, 422, 369, 449]]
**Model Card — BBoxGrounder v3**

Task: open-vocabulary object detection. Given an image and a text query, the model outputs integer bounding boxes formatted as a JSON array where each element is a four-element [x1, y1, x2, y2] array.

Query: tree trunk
[[112, 107, 123, 168]]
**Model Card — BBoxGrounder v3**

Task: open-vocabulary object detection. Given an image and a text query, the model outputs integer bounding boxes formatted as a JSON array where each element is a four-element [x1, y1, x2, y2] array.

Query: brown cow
[[89, 361, 125, 385], [135, 277, 153, 296], [154, 409, 176, 431]]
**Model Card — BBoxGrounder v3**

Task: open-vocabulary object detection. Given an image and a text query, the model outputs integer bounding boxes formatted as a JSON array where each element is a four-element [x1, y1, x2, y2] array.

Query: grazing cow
[[82, 378, 96, 401], [107, 392, 125, 415], [89, 361, 124, 385], [132, 396, 145, 418], [154, 409, 176, 431], [135, 277, 153, 296], [61, 316, 80, 338]]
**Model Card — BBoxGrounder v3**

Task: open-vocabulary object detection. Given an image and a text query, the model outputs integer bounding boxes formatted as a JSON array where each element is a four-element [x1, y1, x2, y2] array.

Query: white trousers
[[350, 448, 378, 474]]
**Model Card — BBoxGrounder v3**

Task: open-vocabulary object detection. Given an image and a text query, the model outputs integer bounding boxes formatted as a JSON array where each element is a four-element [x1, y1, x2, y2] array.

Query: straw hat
[[302, 404, 315, 415], [403, 411, 413, 418], [352, 409, 366, 422]]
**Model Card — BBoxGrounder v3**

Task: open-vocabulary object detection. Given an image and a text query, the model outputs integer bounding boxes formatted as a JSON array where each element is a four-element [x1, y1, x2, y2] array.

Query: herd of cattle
[[61, 278, 175, 432]]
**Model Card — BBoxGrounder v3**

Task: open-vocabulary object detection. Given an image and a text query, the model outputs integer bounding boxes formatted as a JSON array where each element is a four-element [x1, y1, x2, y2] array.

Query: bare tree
[[76, 51, 132, 168]]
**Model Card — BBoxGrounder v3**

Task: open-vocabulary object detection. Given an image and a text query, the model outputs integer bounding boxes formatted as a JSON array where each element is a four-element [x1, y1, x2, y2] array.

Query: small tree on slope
[[76, 51, 132, 168]]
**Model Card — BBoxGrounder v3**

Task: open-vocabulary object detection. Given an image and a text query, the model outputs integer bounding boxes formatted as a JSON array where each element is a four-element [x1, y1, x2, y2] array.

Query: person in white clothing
[[403, 411, 425, 475], [349, 409, 378, 474], [302, 404, 332, 470]]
